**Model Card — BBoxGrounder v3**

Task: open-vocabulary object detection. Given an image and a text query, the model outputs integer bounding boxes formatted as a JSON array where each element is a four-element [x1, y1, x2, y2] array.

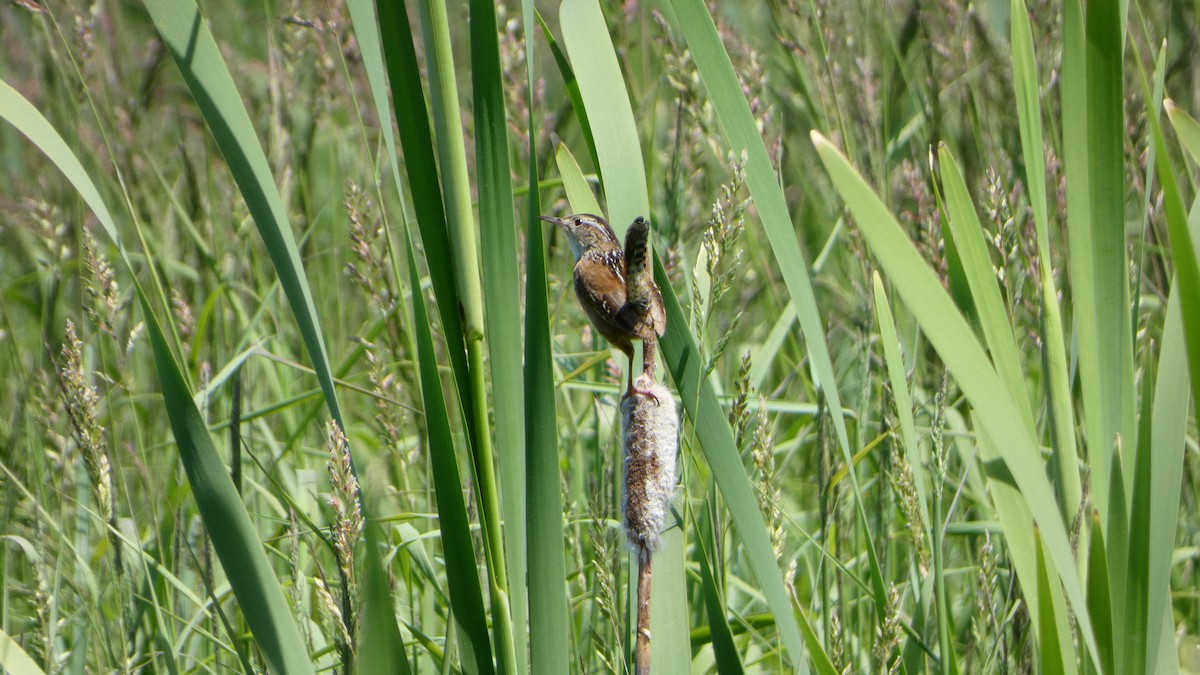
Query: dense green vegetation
[[1, 0, 1198, 672]]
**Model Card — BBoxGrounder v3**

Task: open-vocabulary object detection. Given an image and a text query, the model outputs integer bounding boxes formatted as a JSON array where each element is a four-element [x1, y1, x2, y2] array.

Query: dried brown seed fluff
[[621, 374, 678, 561]]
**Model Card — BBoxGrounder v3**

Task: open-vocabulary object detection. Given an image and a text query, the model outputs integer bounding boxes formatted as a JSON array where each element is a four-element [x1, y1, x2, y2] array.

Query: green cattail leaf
[[0, 76, 315, 675], [668, 0, 852, 466], [650, 526, 690, 673], [1068, 0, 1136, 521], [0, 627, 46, 675], [654, 254, 806, 669], [936, 146, 1049, 635], [525, 160, 571, 675], [1142, 187, 1196, 674], [1167, 100, 1200, 160], [404, 228, 496, 675], [1034, 533, 1075, 675], [560, 0, 647, 235], [558, 1, 694, 668], [537, 9, 601, 184], [871, 273, 930, 535], [360, 520, 413, 675], [1087, 514, 1116, 675], [669, 0, 890, 629], [141, 298, 317, 674], [1009, 0, 1081, 525], [471, 0, 527, 668], [812, 130, 1100, 670], [417, 4, 515, 665], [1122, 342, 1157, 674], [555, 143, 603, 216], [1144, 79, 1200, 675], [524, 2, 571, 667], [374, 0, 478, 440], [141, 0, 349, 444], [694, 508, 747, 675], [936, 147, 1033, 428]]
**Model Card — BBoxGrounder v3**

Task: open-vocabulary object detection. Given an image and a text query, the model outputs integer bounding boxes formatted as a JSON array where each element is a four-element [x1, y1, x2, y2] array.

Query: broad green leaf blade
[[812, 131, 1100, 669], [1008, 0, 1081, 520], [1161, 103, 1200, 421], [1010, 0, 1048, 231], [694, 512, 745, 675], [669, 0, 888, 627], [389, 3, 514, 666], [871, 273, 930, 527], [0, 77, 315, 675], [1168, 99, 1200, 159], [1086, 513, 1116, 675], [319, 7, 414, 666], [557, 0, 805, 665], [655, 256, 806, 668], [554, 143, 603, 215], [1061, 0, 1115, 524], [413, 7, 516, 667], [405, 230, 496, 675], [0, 627, 46, 675], [669, 0, 851, 459], [1082, 0, 1136, 511], [651, 526, 691, 674], [375, 0, 478, 441], [937, 146, 1052, 635], [936, 146, 1034, 429], [1034, 534, 1075, 675], [141, 0, 349, 443], [537, 10, 601, 180], [1146, 98, 1200, 675], [360, 520, 413, 675], [471, 0, 527, 668], [1123, 351, 1157, 674], [524, 193, 570, 675], [0, 80, 121, 250], [1144, 216, 1195, 675], [1106, 445, 1131, 671], [418, 0, 486, 341], [560, 0, 648, 233], [524, 40, 570, 667], [141, 296, 316, 675]]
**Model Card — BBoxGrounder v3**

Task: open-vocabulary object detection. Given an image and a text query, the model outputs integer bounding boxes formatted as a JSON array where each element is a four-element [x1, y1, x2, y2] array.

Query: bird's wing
[[575, 257, 630, 338]]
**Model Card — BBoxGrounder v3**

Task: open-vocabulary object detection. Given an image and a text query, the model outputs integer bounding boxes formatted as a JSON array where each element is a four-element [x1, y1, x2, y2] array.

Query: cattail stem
[[642, 339, 658, 376], [635, 548, 653, 675]]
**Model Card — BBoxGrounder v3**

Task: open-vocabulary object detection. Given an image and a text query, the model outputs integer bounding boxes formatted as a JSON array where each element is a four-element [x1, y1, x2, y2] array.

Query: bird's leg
[[625, 340, 660, 404]]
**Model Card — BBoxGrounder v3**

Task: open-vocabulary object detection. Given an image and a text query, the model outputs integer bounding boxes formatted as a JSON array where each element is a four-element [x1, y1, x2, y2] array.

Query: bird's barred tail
[[623, 216, 653, 313]]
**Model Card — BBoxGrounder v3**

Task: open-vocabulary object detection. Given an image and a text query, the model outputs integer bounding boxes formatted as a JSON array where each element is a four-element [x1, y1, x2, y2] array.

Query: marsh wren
[[540, 213, 667, 399]]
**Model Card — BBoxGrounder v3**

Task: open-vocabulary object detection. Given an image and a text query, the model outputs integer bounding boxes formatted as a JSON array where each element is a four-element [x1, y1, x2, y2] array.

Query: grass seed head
[[59, 320, 115, 526]]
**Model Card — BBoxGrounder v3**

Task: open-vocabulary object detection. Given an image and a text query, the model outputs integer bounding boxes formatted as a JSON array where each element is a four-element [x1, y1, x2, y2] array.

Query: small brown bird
[[540, 213, 667, 399]]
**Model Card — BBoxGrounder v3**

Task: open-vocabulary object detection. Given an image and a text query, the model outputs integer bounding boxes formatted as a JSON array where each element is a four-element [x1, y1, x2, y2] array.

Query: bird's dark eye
[[574, 218, 582, 226]]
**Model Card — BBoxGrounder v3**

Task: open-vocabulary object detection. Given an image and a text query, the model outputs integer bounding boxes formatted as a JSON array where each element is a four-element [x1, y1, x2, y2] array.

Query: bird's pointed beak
[[537, 215, 563, 227]]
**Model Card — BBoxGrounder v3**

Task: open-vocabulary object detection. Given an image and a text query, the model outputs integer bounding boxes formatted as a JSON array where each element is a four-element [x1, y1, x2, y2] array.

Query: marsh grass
[[1, 0, 1198, 673]]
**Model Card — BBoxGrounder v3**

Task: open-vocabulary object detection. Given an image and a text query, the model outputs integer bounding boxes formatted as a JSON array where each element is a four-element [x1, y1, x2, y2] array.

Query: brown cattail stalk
[[621, 374, 678, 675], [635, 554, 654, 673]]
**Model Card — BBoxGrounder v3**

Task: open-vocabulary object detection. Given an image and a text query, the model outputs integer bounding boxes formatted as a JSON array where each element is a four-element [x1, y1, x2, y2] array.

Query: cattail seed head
[[621, 375, 678, 562]]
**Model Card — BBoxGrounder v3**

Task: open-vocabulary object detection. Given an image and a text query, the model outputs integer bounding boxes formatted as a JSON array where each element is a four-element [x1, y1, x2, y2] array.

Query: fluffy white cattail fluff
[[621, 374, 679, 561]]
